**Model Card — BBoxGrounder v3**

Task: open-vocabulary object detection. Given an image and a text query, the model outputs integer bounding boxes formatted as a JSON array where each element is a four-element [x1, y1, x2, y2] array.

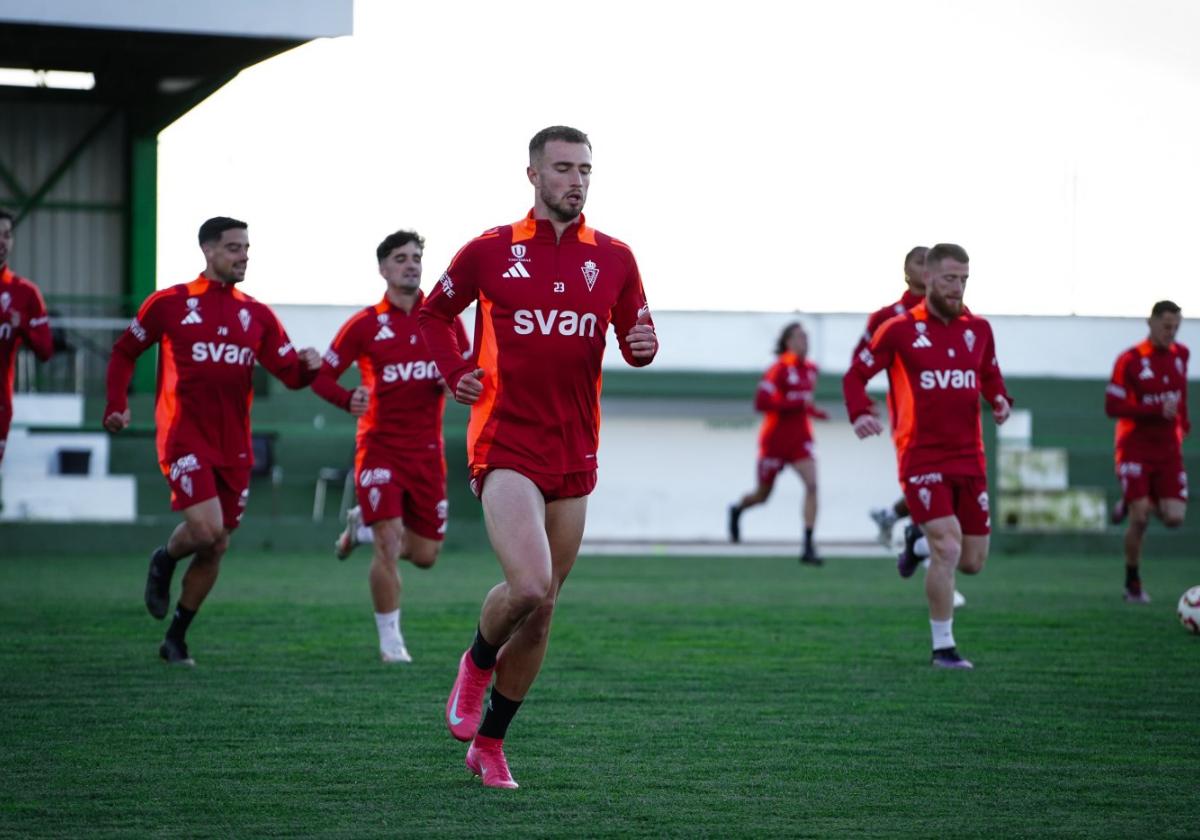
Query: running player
[[843, 243, 1012, 669], [854, 245, 928, 546], [313, 229, 470, 662], [0, 208, 54, 465], [103, 217, 320, 666], [1105, 300, 1189, 603], [418, 126, 658, 788], [727, 321, 828, 564]]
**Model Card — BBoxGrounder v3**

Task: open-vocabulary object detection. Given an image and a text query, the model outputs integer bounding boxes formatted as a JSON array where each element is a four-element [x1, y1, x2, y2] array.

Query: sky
[[157, 0, 1200, 317]]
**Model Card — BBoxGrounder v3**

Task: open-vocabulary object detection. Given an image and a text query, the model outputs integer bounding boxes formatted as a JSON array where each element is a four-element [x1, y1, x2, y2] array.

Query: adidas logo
[[912, 334, 933, 348], [374, 325, 396, 341], [502, 262, 531, 279], [181, 310, 203, 325]]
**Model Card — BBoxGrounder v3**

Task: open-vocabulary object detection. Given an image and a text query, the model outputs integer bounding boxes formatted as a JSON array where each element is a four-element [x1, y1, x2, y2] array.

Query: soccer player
[[843, 244, 1012, 669], [1105, 300, 1189, 603], [418, 126, 658, 788], [103, 217, 321, 666], [853, 246, 928, 546], [313, 230, 470, 663], [0, 208, 54, 465], [727, 321, 828, 564]]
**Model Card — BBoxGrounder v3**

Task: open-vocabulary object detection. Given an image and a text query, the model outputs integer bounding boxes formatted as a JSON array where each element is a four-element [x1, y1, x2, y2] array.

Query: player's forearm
[[841, 370, 875, 420], [311, 372, 353, 411], [25, 321, 54, 361], [274, 362, 319, 391], [104, 347, 137, 415], [418, 309, 472, 390]]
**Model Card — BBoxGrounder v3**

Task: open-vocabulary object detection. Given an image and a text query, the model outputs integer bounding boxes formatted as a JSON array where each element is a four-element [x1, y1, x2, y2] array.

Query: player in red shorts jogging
[[313, 230, 470, 662], [419, 126, 658, 788], [727, 321, 828, 564], [104, 217, 321, 666], [0, 208, 54, 465], [853, 246, 928, 546], [844, 244, 1012, 669], [1105, 300, 1189, 604]]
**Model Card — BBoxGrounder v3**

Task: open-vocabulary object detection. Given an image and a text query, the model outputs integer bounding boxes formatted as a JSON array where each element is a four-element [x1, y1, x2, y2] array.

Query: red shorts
[[902, 471, 990, 536], [355, 447, 448, 541], [160, 453, 250, 531], [757, 445, 815, 489], [469, 466, 597, 503], [1117, 458, 1188, 504]]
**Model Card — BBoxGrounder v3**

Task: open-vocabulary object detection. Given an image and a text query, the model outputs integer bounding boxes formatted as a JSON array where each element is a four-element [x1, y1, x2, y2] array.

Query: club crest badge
[[0, 292, 10, 311], [511, 244, 527, 260], [915, 321, 927, 334], [378, 313, 389, 324], [977, 491, 989, 512], [180, 474, 194, 497], [368, 487, 382, 511], [963, 329, 976, 353], [918, 487, 932, 510], [582, 260, 599, 292], [238, 308, 251, 332]]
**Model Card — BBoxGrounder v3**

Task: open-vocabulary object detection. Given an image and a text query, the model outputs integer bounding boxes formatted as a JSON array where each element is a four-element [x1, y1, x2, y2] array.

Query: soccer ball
[[1178, 586, 1200, 635]]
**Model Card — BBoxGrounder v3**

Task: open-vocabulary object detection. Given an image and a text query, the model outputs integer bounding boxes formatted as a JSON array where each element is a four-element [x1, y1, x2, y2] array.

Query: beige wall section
[[586, 412, 898, 546]]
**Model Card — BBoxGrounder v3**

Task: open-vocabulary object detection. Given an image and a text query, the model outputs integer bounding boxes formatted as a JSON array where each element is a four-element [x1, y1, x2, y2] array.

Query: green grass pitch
[[1, 548, 1197, 838]]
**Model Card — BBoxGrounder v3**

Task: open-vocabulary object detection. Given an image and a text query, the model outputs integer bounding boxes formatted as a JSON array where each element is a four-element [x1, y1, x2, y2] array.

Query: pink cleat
[[466, 735, 519, 789], [446, 651, 493, 742]]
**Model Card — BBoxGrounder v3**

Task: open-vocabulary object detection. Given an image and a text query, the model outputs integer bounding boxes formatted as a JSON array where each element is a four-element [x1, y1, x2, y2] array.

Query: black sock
[[1125, 566, 1140, 589], [469, 625, 500, 671], [803, 528, 814, 554], [167, 603, 196, 643], [477, 688, 522, 740]]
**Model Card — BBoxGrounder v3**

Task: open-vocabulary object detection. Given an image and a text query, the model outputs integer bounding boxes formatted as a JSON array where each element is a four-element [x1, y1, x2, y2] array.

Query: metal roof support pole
[[128, 130, 157, 392]]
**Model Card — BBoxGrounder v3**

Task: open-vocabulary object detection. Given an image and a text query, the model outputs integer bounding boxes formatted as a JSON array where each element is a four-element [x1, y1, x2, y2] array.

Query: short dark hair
[[198, 216, 247, 246], [904, 246, 928, 268], [926, 243, 969, 269], [775, 321, 802, 355], [376, 230, 425, 263], [1151, 300, 1181, 319], [0, 208, 14, 225], [529, 126, 591, 163]]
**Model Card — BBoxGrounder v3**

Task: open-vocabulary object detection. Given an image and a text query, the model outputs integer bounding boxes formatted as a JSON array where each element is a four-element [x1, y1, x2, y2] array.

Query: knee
[[190, 520, 225, 550], [509, 577, 553, 617], [410, 544, 440, 569], [929, 538, 961, 568], [520, 600, 557, 646], [958, 552, 986, 575], [1162, 512, 1185, 529]]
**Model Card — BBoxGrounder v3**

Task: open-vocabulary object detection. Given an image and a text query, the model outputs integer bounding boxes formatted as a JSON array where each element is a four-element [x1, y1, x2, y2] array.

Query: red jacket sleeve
[[311, 311, 367, 411], [843, 321, 896, 421], [609, 243, 656, 368], [978, 323, 1013, 409], [1104, 352, 1162, 420], [418, 249, 479, 392], [256, 306, 318, 390], [104, 292, 168, 417], [21, 282, 54, 361], [1180, 348, 1191, 437]]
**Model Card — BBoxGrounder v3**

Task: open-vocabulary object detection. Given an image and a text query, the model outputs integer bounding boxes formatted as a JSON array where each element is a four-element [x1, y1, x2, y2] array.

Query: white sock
[[356, 526, 374, 543], [375, 609, 402, 648], [930, 618, 955, 651], [914, 536, 930, 557]]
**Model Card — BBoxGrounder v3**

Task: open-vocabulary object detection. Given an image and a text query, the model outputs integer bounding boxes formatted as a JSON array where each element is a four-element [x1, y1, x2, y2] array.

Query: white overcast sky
[[157, 0, 1200, 317]]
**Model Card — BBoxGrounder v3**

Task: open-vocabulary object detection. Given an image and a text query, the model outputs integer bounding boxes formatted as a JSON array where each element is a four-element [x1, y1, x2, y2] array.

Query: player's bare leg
[[447, 470, 548, 745], [369, 517, 412, 662], [152, 497, 228, 666], [492, 494, 586, 699], [958, 535, 989, 575], [1123, 498, 1153, 603], [729, 482, 772, 543], [921, 515, 972, 669], [795, 459, 821, 565]]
